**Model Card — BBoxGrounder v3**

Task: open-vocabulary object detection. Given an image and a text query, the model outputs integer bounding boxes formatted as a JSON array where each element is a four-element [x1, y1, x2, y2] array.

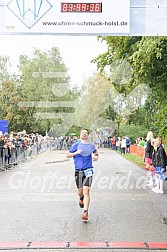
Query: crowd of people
[[0, 131, 51, 170], [101, 132, 167, 194], [49, 136, 78, 150], [0, 130, 80, 170], [101, 136, 131, 154], [144, 131, 167, 194]]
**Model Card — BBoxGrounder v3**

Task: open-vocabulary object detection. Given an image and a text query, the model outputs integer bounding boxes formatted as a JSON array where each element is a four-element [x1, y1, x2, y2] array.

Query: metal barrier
[[0, 142, 49, 171]]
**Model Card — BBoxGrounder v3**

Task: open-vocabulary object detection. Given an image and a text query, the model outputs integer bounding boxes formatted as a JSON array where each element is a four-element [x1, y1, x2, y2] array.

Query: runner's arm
[[66, 149, 82, 158], [93, 150, 99, 161]]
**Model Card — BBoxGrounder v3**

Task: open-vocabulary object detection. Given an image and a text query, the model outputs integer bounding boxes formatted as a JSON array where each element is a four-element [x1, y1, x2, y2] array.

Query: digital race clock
[[61, 3, 102, 13]]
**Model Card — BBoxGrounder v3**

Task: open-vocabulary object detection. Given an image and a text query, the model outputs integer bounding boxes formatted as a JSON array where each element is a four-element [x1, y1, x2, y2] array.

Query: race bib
[[84, 168, 94, 177]]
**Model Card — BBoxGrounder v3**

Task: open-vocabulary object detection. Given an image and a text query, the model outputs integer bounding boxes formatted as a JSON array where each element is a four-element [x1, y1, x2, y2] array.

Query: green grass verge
[[115, 150, 145, 169]]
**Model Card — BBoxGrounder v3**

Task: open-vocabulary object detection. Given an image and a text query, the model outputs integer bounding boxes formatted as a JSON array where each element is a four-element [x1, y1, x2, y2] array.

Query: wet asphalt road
[[0, 148, 167, 251]]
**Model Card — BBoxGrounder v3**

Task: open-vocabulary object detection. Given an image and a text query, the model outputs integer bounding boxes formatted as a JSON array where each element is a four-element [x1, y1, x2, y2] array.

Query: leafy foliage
[[0, 47, 80, 135], [0, 38, 166, 140], [91, 36, 167, 140]]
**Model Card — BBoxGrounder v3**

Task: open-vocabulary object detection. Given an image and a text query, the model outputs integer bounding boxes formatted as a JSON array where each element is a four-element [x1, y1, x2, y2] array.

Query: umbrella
[[68, 132, 76, 136]]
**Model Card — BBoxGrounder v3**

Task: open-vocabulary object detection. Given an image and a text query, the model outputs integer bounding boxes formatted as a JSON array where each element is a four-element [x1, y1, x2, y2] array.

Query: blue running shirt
[[69, 141, 96, 171]]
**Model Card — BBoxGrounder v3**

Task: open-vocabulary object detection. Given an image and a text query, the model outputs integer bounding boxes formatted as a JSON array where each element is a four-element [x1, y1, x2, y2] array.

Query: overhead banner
[[4, 0, 130, 34]]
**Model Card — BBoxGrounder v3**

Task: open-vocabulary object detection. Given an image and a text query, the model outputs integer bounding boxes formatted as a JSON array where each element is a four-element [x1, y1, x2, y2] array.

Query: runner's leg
[[77, 188, 84, 198], [75, 171, 84, 208], [83, 186, 90, 211]]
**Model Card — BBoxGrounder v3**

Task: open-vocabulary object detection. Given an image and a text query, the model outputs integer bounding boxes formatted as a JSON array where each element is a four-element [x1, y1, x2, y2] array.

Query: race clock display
[[61, 3, 102, 13]]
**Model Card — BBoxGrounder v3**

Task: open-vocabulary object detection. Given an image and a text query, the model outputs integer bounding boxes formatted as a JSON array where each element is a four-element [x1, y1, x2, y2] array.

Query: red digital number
[[95, 3, 100, 12], [62, 2, 102, 12], [76, 3, 81, 11], [68, 3, 73, 11], [82, 3, 86, 11], [62, 3, 68, 12], [90, 3, 95, 11]]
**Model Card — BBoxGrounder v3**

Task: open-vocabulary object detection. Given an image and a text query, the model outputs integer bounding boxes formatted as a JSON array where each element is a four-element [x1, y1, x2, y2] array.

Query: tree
[[92, 37, 167, 139], [0, 80, 23, 131], [0, 56, 11, 83], [18, 47, 75, 134]]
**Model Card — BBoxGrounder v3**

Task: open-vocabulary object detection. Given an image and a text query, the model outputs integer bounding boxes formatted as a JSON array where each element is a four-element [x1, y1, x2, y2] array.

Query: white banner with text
[[4, 0, 130, 34]]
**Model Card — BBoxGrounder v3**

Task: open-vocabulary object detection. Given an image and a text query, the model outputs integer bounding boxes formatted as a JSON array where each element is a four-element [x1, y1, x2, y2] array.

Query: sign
[[0, 120, 8, 134], [4, 0, 130, 34], [60, 3, 102, 13]]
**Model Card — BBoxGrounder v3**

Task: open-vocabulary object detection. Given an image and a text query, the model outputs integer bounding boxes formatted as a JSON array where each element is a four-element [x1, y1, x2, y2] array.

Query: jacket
[[145, 141, 154, 158], [152, 145, 167, 169]]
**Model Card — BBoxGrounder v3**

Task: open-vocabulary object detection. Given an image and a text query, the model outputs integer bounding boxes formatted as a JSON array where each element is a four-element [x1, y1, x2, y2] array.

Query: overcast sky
[[0, 35, 107, 86]]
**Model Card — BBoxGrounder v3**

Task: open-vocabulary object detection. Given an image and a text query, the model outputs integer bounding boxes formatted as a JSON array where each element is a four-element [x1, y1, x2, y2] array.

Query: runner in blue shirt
[[67, 128, 99, 221]]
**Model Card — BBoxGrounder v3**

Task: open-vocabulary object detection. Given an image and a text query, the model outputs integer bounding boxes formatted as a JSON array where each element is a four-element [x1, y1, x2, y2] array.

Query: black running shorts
[[75, 170, 93, 188]]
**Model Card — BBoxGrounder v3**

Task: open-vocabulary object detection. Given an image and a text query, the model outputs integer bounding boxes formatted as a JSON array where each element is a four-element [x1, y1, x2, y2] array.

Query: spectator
[[139, 138, 145, 147], [111, 137, 116, 150], [125, 136, 131, 154], [145, 131, 154, 170], [0, 135, 4, 169], [121, 137, 126, 154], [115, 136, 120, 151], [103, 138, 108, 148], [151, 137, 167, 194], [145, 131, 154, 186], [135, 137, 140, 146]]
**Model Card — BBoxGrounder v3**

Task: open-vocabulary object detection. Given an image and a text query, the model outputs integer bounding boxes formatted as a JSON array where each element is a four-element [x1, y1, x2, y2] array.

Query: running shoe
[[151, 187, 159, 192], [79, 199, 84, 208], [82, 211, 88, 221], [155, 190, 164, 194]]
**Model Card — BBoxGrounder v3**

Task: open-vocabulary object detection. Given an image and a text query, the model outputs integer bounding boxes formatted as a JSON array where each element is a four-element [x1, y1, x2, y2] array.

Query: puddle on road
[[115, 170, 128, 174], [45, 159, 69, 164], [50, 151, 67, 154]]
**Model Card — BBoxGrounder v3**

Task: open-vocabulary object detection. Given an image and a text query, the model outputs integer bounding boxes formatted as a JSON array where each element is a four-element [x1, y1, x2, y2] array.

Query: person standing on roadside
[[145, 131, 154, 186], [125, 136, 131, 154], [145, 131, 154, 170], [67, 128, 99, 221], [151, 137, 166, 194]]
